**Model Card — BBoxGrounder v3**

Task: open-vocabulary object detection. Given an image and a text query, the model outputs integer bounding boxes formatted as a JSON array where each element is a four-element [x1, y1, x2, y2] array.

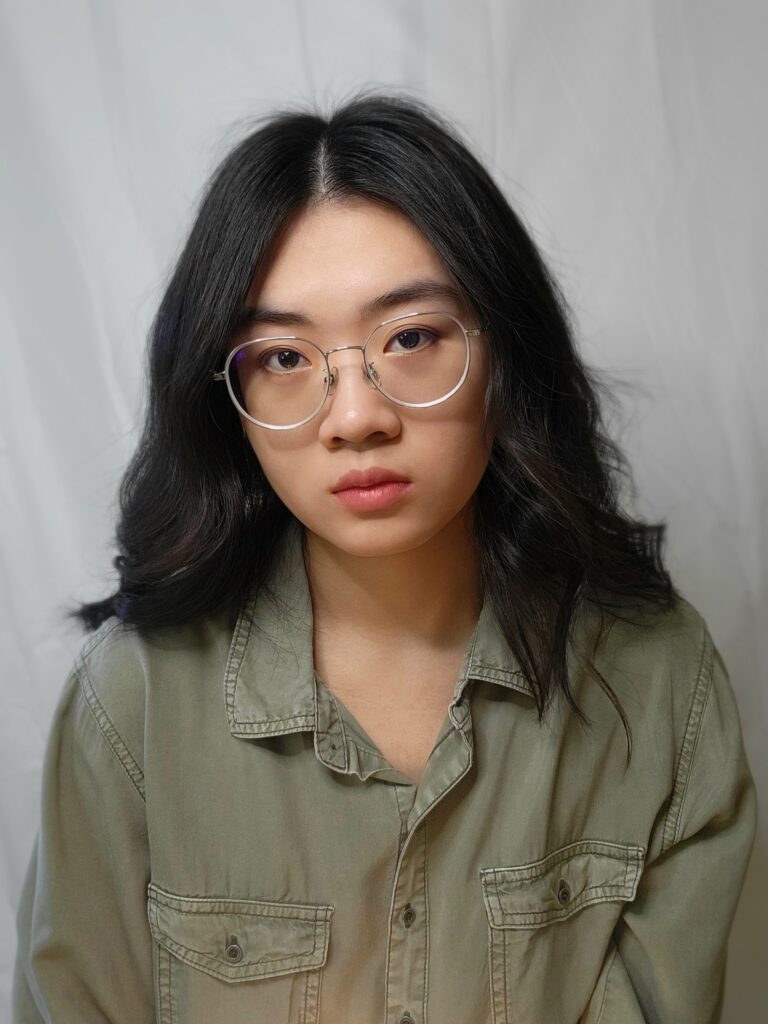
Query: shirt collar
[[224, 518, 533, 739]]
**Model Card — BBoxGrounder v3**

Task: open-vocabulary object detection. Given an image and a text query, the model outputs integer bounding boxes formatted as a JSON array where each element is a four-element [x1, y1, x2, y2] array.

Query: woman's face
[[237, 197, 493, 558]]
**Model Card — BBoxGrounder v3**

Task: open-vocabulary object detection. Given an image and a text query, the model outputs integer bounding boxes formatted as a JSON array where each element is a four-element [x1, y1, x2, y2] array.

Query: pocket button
[[556, 879, 571, 905], [224, 935, 244, 963]]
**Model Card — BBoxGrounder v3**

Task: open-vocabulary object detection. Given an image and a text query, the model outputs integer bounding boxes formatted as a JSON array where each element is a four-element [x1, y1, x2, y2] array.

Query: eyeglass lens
[[227, 313, 469, 427]]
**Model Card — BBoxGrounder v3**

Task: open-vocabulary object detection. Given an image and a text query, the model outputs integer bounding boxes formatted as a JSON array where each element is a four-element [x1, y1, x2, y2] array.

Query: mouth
[[332, 479, 412, 511], [331, 466, 411, 492]]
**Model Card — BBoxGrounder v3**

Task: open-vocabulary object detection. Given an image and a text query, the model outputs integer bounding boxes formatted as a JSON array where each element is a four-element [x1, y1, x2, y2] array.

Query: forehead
[[246, 198, 463, 318]]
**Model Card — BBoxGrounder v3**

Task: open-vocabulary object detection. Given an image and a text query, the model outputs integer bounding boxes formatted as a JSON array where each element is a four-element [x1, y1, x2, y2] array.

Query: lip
[[333, 481, 411, 511], [331, 466, 411, 492]]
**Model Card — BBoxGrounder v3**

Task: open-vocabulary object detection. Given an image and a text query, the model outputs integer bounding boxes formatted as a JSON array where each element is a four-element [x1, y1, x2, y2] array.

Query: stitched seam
[[672, 652, 714, 846], [487, 889, 637, 928], [233, 712, 314, 726], [626, 843, 643, 893], [594, 945, 619, 1024], [487, 879, 632, 903], [382, 799, 404, 1024], [393, 783, 411, 839], [347, 731, 460, 767], [502, 926, 509, 1024], [148, 895, 327, 983], [488, 921, 497, 1024], [481, 839, 643, 880], [661, 624, 713, 852], [472, 661, 524, 676], [76, 658, 145, 802], [224, 595, 256, 721], [154, 928, 320, 972], [303, 965, 310, 1023], [236, 716, 317, 733], [314, 961, 324, 1024], [314, 678, 348, 769], [469, 665, 531, 697], [403, 733, 474, 843], [327, 690, 350, 770], [79, 618, 123, 660], [149, 886, 331, 917], [432, 722, 464, 754], [422, 821, 430, 1024], [168, 944, 176, 1024]]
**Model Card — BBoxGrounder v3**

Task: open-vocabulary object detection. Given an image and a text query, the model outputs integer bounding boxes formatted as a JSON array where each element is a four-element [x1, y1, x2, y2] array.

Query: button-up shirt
[[12, 519, 757, 1023]]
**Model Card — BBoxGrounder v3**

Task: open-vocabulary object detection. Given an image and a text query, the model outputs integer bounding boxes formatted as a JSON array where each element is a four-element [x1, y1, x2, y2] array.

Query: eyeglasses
[[211, 310, 489, 430]]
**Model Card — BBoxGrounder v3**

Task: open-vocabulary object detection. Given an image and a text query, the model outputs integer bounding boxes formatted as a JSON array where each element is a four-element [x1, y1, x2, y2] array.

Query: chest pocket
[[147, 882, 333, 1024], [480, 839, 645, 1024]]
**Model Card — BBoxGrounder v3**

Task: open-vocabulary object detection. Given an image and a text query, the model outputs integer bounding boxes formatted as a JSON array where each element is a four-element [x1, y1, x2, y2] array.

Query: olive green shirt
[[12, 521, 757, 1023]]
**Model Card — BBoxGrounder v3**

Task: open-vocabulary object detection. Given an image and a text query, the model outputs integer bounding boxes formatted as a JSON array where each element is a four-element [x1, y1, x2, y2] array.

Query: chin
[[305, 516, 454, 559]]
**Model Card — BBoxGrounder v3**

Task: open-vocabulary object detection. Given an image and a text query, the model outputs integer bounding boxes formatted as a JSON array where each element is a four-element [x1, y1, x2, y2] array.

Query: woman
[[13, 91, 756, 1023]]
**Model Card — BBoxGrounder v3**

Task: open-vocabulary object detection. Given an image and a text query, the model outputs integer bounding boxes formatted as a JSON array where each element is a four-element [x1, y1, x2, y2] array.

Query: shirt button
[[556, 879, 571, 905], [401, 903, 416, 927], [399, 1014, 415, 1024], [224, 935, 243, 963]]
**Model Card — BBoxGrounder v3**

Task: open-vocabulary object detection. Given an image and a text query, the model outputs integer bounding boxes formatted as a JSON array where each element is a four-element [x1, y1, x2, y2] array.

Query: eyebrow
[[231, 278, 467, 334]]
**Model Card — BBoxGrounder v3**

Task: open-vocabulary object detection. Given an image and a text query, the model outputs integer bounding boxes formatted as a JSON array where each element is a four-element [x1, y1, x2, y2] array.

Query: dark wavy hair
[[68, 87, 680, 766]]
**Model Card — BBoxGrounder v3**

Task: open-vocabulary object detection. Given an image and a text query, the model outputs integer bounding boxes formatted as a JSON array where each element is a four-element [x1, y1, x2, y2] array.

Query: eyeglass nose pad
[[366, 361, 382, 388], [326, 359, 381, 392]]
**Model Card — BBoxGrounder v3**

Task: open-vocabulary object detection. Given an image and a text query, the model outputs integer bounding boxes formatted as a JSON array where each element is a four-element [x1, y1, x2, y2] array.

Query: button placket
[[384, 715, 473, 1024], [385, 824, 428, 1024]]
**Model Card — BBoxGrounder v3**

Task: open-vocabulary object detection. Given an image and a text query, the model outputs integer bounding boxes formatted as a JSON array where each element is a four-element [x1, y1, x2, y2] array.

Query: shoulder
[[68, 618, 150, 783], [71, 610, 234, 778], [593, 591, 711, 672], [606, 592, 711, 669], [578, 593, 717, 735], [599, 599, 755, 862]]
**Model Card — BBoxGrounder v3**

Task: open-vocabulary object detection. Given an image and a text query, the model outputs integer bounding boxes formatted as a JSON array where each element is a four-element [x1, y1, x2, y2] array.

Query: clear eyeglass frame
[[210, 309, 490, 430]]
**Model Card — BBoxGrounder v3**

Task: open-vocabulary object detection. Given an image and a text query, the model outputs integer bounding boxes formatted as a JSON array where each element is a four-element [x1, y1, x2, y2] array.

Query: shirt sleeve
[[11, 662, 155, 1023], [587, 625, 758, 1023]]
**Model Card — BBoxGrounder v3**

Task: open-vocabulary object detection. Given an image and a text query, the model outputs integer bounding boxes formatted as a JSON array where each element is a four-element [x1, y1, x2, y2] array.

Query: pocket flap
[[147, 882, 333, 982], [480, 839, 645, 929]]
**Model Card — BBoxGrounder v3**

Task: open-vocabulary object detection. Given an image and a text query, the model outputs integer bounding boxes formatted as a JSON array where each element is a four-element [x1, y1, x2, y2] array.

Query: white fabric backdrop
[[1, 1, 765, 1018]]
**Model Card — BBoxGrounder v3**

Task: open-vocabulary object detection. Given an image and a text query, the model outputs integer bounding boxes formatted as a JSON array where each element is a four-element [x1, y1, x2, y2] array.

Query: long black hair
[[68, 88, 680, 765]]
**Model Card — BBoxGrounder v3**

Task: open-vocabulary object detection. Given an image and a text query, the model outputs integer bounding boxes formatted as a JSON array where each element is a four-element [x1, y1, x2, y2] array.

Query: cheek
[[421, 418, 493, 495], [244, 431, 309, 496]]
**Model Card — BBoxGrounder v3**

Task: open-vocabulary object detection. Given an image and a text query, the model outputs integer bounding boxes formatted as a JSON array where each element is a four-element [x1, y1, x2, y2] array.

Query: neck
[[302, 506, 483, 655]]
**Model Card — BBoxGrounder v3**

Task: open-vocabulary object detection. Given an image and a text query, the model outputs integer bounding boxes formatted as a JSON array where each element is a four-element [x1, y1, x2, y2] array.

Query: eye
[[386, 327, 438, 354], [255, 346, 310, 374]]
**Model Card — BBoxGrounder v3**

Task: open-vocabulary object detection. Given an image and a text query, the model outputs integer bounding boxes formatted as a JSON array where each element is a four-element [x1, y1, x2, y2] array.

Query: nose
[[318, 345, 400, 442], [325, 345, 378, 392]]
